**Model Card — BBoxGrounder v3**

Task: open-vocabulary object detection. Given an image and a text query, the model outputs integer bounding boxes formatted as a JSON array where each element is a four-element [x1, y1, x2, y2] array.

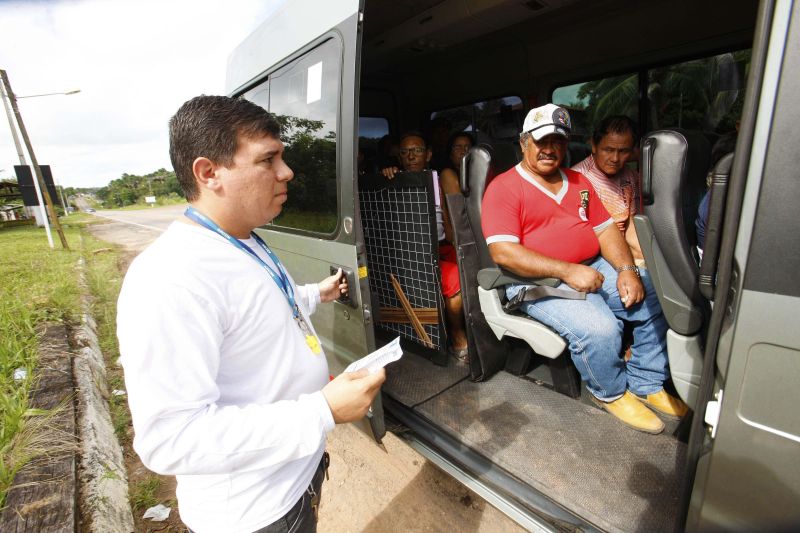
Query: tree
[[271, 114, 336, 216]]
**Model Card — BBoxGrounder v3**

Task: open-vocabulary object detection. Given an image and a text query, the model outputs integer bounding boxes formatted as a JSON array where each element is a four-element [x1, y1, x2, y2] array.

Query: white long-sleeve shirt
[[117, 221, 334, 533]]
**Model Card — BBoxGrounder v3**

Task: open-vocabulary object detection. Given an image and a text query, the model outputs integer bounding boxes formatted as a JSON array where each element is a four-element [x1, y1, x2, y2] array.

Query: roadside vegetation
[[0, 216, 123, 507], [92, 168, 183, 209]]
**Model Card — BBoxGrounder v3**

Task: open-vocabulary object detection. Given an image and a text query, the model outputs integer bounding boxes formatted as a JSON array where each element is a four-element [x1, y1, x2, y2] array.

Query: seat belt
[[503, 284, 585, 312]]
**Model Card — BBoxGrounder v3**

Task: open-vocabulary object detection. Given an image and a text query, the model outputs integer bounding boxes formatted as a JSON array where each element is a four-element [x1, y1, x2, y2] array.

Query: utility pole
[[1, 69, 69, 250], [2, 70, 54, 240]]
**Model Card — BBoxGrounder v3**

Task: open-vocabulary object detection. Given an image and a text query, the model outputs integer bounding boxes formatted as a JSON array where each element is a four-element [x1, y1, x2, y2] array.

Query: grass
[[0, 224, 82, 505], [79, 230, 128, 444], [129, 474, 163, 511], [0, 218, 124, 507]]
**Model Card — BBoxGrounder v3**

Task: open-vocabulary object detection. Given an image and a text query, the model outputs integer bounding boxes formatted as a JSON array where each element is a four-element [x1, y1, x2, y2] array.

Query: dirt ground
[[89, 214, 526, 533]]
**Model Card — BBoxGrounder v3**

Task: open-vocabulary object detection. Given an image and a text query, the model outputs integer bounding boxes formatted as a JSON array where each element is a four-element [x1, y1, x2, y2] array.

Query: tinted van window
[[268, 38, 341, 233], [430, 96, 524, 142], [552, 73, 639, 144], [648, 50, 750, 133]]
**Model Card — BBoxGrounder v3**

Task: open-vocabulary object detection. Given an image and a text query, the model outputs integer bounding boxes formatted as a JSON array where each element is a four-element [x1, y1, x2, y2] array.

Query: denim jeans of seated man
[[506, 257, 669, 401]]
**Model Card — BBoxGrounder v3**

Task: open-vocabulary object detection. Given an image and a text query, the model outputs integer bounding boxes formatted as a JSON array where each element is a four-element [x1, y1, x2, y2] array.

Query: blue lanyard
[[184, 207, 299, 318]]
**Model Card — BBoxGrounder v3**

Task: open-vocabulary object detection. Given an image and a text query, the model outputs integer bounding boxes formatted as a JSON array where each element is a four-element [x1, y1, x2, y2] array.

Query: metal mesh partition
[[359, 171, 446, 352]]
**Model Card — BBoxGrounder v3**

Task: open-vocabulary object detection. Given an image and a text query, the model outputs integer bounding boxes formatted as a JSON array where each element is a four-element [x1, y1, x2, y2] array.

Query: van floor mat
[[383, 352, 470, 407], [415, 371, 685, 533]]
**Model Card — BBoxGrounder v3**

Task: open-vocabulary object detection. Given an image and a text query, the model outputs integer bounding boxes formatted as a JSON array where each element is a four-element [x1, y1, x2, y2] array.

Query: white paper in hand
[[344, 336, 403, 374]]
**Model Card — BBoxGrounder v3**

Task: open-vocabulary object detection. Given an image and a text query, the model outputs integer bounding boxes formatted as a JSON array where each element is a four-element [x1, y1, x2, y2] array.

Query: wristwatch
[[615, 264, 640, 277]]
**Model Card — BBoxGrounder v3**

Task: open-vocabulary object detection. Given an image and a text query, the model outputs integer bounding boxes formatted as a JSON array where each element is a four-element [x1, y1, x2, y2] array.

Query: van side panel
[[693, 1, 800, 529], [226, 0, 360, 94]]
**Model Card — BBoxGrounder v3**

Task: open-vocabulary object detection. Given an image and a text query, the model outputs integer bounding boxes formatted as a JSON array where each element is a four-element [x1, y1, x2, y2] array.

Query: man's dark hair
[[399, 130, 428, 147], [591, 115, 639, 146], [169, 95, 281, 201]]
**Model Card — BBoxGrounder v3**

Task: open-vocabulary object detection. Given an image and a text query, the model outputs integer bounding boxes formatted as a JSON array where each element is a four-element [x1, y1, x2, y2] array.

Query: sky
[[0, 0, 285, 189]]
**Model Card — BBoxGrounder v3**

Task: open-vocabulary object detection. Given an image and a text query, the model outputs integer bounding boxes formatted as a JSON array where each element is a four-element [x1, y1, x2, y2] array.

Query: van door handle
[[330, 265, 358, 308]]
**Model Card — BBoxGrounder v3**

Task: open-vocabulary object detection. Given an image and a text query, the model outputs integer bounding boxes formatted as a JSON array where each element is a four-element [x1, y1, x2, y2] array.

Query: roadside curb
[[73, 255, 135, 532]]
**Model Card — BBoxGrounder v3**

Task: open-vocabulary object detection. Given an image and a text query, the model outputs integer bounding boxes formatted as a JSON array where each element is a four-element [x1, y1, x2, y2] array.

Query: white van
[[226, 1, 800, 530]]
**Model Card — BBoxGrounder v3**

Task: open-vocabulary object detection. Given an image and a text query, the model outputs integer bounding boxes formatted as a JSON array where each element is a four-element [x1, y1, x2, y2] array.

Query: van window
[[430, 96, 524, 143], [267, 38, 341, 233], [648, 50, 750, 133], [358, 116, 390, 174], [552, 49, 751, 141], [552, 73, 639, 144], [243, 84, 269, 111], [359, 116, 390, 140]]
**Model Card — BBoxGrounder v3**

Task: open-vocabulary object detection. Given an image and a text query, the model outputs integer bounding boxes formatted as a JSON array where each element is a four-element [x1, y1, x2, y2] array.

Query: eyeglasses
[[399, 147, 427, 156]]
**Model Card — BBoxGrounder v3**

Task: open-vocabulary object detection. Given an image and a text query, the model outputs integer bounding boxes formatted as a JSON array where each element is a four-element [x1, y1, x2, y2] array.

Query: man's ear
[[425, 148, 433, 163], [192, 157, 222, 192]]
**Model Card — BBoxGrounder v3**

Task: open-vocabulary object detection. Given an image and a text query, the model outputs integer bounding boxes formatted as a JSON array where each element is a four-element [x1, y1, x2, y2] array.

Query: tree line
[[92, 169, 183, 208]]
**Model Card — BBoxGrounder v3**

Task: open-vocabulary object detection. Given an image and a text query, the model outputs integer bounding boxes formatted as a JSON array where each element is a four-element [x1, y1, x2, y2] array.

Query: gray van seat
[[461, 145, 567, 359], [634, 129, 711, 336]]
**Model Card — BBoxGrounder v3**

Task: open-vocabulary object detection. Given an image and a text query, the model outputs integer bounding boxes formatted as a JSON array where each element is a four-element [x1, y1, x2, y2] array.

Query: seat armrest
[[477, 267, 560, 290]]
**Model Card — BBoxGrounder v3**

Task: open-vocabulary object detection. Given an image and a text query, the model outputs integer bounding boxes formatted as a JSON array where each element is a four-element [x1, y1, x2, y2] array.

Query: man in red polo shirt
[[482, 104, 687, 434]]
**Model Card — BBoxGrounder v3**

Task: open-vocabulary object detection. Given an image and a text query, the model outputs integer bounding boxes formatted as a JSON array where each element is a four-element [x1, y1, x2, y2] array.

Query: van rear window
[[430, 96, 524, 143]]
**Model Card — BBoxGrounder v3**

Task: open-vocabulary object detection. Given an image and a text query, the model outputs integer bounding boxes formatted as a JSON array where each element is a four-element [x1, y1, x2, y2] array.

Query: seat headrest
[[713, 151, 734, 177], [641, 129, 710, 309], [461, 145, 500, 269]]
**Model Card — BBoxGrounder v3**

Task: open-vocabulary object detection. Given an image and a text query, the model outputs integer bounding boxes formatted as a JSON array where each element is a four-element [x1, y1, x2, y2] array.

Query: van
[[225, 1, 800, 530]]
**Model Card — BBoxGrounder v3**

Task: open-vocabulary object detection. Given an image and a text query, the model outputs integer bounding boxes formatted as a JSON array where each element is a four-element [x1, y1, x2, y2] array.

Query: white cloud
[[0, 0, 285, 188]]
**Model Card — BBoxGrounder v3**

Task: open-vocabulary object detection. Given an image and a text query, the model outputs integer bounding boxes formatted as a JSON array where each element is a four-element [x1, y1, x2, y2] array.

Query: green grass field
[[0, 220, 122, 506]]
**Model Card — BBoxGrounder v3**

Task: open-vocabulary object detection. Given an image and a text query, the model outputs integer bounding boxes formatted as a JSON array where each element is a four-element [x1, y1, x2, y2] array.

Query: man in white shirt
[[117, 95, 385, 533]]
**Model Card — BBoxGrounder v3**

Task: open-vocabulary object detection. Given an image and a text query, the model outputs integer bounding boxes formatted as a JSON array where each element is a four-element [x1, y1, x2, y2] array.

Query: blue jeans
[[507, 257, 669, 400]]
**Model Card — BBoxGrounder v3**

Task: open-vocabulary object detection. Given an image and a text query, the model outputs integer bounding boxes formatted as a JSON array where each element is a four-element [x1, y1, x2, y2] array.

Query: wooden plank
[[0, 325, 77, 533], [389, 274, 434, 348], [379, 306, 439, 325]]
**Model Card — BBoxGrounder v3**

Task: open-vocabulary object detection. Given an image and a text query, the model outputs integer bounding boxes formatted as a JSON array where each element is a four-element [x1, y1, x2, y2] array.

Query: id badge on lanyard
[[184, 207, 322, 355], [294, 309, 321, 354]]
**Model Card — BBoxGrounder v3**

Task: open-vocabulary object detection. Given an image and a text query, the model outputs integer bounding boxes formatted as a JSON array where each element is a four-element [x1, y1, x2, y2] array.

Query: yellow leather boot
[[635, 389, 690, 420], [591, 391, 665, 434]]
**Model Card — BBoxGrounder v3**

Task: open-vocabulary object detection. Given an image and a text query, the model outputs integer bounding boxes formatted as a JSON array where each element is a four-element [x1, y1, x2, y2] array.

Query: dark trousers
[[252, 452, 329, 533]]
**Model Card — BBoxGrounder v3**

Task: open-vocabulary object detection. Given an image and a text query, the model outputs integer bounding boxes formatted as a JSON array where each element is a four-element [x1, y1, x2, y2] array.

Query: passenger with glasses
[[381, 132, 470, 361]]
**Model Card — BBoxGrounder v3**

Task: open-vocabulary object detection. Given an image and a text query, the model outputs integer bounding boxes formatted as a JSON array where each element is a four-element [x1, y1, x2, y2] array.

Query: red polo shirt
[[482, 164, 613, 264]]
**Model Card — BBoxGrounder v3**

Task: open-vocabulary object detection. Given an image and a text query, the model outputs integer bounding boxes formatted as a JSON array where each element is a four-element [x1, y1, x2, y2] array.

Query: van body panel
[[226, 0, 360, 94], [228, 0, 800, 529], [253, 230, 367, 375], [695, 290, 800, 529], [230, 1, 384, 442], [690, 1, 800, 529]]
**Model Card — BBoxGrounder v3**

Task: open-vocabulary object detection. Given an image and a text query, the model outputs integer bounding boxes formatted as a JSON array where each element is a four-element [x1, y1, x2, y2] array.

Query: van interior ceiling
[[355, 1, 759, 532], [359, 0, 757, 122]]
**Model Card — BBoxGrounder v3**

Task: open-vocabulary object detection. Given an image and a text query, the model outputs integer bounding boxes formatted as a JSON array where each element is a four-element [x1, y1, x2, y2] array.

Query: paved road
[[85, 204, 187, 251], [86, 205, 525, 533]]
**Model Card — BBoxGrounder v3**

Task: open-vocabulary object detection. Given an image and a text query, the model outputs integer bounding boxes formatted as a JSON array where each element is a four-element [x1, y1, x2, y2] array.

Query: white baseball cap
[[521, 104, 572, 141]]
